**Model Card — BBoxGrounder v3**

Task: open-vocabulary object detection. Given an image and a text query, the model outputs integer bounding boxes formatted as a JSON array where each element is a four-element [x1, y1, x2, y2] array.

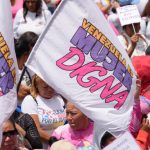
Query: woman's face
[[1, 121, 17, 150], [25, 0, 38, 12], [10, 0, 16, 6], [66, 103, 89, 130], [125, 23, 140, 37], [36, 78, 55, 99]]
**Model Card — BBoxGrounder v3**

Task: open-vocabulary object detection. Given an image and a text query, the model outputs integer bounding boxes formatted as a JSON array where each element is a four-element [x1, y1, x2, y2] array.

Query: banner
[[0, 0, 18, 142], [26, 0, 136, 149]]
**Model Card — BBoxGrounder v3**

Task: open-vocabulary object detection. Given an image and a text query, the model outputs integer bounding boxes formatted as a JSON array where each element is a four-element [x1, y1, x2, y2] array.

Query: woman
[[1, 117, 32, 150], [100, 117, 150, 150], [13, 111, 43, 149], [1, 119, 19, 150], [118, 22, 148, 57], [15, 31, 38, 71], [50, 102, 94, 150], [13, 0, 51, 39], [21, 75, 66, 149], [15, 32, 38, 102]]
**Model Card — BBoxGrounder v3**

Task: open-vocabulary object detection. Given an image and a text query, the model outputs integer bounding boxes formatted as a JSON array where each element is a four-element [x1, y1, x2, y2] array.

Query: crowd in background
[[1, 0, 150, 150]]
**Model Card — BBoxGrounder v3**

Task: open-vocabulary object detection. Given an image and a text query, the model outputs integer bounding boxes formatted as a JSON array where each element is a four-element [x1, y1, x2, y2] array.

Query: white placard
[[103, 132, 141, 150], [117, 5, 141, 26]]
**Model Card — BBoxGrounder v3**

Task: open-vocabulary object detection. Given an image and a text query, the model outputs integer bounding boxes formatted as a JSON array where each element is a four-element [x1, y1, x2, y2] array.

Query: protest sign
[[117, 5, 141, 26], [0, 0, 18, 143], [26, 0, 136, 149]]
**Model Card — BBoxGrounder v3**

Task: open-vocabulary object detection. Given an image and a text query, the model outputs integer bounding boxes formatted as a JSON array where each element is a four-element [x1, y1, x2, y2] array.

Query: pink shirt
[[49, 122, 94, 149], [11, 0, 23, 20], [129, 100, 142, 137]]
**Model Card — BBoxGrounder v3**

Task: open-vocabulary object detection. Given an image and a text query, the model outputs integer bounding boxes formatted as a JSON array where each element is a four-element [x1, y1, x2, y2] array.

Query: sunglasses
[[3, 130, 18, 138]]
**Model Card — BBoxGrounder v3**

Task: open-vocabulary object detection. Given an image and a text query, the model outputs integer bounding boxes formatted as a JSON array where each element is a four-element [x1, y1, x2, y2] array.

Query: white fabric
[[13, 8, 51, 39], [94, 0, 100, 3], [107, 14, 122, 33], [0, 0, 18, 144], [136, 0, 148, 15], [22, 94, 66, 148], [140, 17, 150, 44], [22, 95, 65, 132], [118, 33, 148, 56], [42, 0, 49, 10], [26, 0, 136, 149]]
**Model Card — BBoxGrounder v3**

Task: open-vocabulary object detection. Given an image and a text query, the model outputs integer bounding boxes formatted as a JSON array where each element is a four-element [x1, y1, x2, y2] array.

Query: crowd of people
[[1, 0, 150, 149]]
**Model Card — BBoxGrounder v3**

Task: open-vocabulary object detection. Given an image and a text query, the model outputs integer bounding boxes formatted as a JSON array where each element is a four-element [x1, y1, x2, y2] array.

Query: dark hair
[[11, 111, 21, 122], [122, 22, 140, 29], [48, 136, 58, 146], [7, 113, 18, 131], [101, 131, 115, 149], [145, 45, 150, 55], [15, 32, 38, 59], [142, 0, 150, 17], [23, 0, 42, 21]]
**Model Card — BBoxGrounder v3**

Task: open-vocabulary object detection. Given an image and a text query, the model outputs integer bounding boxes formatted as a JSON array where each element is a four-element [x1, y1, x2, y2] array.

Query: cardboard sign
[[117, 5, 141, 26]]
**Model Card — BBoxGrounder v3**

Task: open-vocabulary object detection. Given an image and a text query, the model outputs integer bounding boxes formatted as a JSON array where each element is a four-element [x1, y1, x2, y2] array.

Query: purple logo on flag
[[56, 18, 134, 110], [0, 33, 15, 96]]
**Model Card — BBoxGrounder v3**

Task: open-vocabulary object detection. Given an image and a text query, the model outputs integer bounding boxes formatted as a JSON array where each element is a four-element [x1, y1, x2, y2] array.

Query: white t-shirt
[[118, 33, 148, 56], [13, 8, 51, 39], [21, 94, 66, 148], [22, 94, 66, 132]]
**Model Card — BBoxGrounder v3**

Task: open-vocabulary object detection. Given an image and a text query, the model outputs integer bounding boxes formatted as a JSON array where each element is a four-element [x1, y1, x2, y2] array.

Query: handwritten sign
[[117, 5, 141, 26]]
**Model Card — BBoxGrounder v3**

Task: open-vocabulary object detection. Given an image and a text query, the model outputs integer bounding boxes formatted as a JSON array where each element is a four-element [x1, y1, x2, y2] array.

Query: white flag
[[26, 0, 136, 149], [0, 0, 18, 142]]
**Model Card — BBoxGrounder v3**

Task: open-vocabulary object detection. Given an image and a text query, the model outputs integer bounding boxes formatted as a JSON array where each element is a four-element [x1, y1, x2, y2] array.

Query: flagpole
[[17, 66, 31, 93], [132, 23, 136, 34]]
